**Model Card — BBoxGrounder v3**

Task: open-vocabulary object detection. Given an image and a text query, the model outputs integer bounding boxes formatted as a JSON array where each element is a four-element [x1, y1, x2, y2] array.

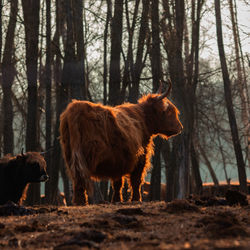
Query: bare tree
[[47, 0, 74, 204], [108, 0, 123, 105], [228, 0, 250, 168], [101, 0, 112, 198], [0, 0, 2, 156], [149, 0, 163, 201], [103, 0, 112, 105], [120, 0, 140, 103], [0, 0, 2, 64], [185, 0, 204, 194], [120, 0, 150, 103], [22, 0, 41, 204], [214, 0, 247, 193], [1, 0, 18, 155], [72, 0, 86, 100], [162, 0, 189, 199], [44, 0, 52, 204], [191, 141, 203, 194]]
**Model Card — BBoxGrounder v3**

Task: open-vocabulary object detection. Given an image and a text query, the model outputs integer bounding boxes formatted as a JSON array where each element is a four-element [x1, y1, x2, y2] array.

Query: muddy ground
[[0, 195, 250, 249]]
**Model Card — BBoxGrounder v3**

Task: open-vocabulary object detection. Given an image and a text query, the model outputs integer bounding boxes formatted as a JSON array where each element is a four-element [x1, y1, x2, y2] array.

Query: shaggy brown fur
[[0, 152, 49, 205], [60, 92, 183, 205]]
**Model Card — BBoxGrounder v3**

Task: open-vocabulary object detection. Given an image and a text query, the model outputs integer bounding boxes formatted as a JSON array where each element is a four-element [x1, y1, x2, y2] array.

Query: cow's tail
[[71, 145, 93, 196], [59, 113, 93, 196]]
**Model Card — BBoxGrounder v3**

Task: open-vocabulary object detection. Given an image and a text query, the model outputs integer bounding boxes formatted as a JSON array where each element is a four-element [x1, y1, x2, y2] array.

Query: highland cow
[[59, 82, 183, 205], [0, 152, 49, 205]]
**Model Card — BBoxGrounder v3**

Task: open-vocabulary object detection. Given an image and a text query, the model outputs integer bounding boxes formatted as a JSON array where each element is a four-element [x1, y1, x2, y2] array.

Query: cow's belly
[[85, 140, 139, 180], [92, 159, 135, 180]]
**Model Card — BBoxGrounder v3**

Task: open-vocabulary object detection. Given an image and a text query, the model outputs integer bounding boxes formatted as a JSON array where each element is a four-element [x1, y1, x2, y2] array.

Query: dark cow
[[0, 152, 49, 205], [60, 82, 183, 205]]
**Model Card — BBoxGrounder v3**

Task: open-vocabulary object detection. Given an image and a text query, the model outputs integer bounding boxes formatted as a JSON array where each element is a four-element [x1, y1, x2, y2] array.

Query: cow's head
[[140, 80, 183, 139], [19, 152, 49, 183], [156, 81, 183, 138]]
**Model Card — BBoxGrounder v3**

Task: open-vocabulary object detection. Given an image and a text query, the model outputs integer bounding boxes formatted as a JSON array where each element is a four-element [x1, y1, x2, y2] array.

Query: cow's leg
[[72, 175, 88, 205], [130, 157, 146, 202], [112, 177, 124, 202]]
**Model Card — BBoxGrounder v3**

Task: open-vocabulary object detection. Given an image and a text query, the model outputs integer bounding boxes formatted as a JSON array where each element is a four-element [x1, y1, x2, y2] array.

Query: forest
[[0, 0, 249, 206]]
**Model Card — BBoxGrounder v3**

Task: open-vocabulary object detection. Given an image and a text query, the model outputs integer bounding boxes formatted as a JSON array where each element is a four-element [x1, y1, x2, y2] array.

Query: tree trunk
[[163, 0, 190, 199], [218, 135, 230, 184], [1, 0, 18, 155], [128, 0, 150, 103], [44, 0, 52, 203], [108, 0, 123, 105], [22, 0, 41, 205], [60, 160, 72, 205], [190, 141, 203, 194], [214, 105, 230, 184], [150, 137, 162, 201], [72, 0, 86, 100], [228, 0, 250, 168], [45, 0, 62, 204], [162, 140, 177, 202], [199, 143, 219, 186], [48, 0, 75, 204], [103, 0, 112, 104], [0, 0, 2, 63], [214, 0, 247, 193], [185, 0, 204, 196], [120, 0, 140, 103], [0, 0, 2, 156], [149, 0, 163, 201], [150, 0, 162, 92]]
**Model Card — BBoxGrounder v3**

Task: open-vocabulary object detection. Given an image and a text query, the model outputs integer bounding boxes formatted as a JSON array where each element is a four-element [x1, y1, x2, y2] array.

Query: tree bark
[[72, 0, 86, 100], [213, 103, 230, 184], [0, 0, 2, 156], [1, 0, 18, 155], [48, 0, 72, 204], [103, 0, 112, 105], [108, 0, 123, 105], [150, 137, 162, 201], [188, 0, 204, 195], [149, 0, 163, 201], [0, 0, 2, 63], [60, 160, 72, 205], [162, 0, 190, 199], [190, 141, 203, 194], [44, 0, 52, 202], [150, 0, 162, 92], [162, 140, 178, 202], [214, 0, 247, 193], [228, 0, 250, 168], [22, 0, 41, 205]]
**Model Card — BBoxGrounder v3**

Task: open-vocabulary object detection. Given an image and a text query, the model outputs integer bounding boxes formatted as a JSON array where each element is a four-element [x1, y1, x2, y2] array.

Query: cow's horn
[[40, 146, 54, 156], [21, 148, 24, 156], [157, 80, 163, 94], [157, 79, 172, 101]]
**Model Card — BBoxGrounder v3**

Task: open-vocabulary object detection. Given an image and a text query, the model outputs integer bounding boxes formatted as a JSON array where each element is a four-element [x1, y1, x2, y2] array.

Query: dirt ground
[[0, 196, 250, 250]]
